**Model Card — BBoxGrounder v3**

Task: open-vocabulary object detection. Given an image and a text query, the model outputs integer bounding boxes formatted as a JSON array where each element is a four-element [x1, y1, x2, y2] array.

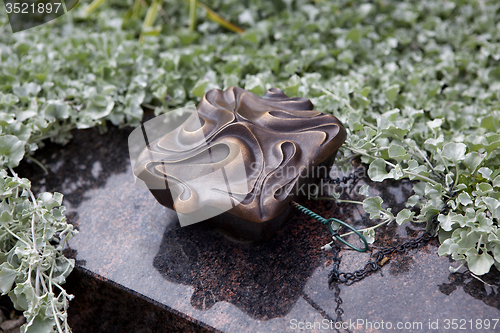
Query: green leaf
[[24, 315, 56, 333], [9, 281, 34, 311], [442, 142, 467, 163], [438, 238, 458, 256], [493, 175, 500, 188], [39, 192, 59, 210], [86, 95, 115, 120], [53, 192, 64, 206], [384, 84, 400, 104], [438, 213, 453, 232], [16, 98, 38, 122], [396, 209, 414, 225], [0, 211, 13, 224], [484, 135, 500, 155], [368, 158, 392, 182], [283, 74, 300, 97], [244, 75, 265, 96], [84, 0, 109, 15], [482, 197, 500, 220], [438, 213, 465, 231], [406, 194, 420, 207], [358, 184, 370, 197], [475, 183, 493, 196], [44, 101, 70, 121], [488, 67, 500, 81], [390, 164, 404, 180], [337, 50, 354, 64], [0, 263, 18, 294], [480, 114, 500, 131], [13, 82, 41, 98], [426, 118, 443, 130], [376, 115, 410, 140], [223, 75, 240, 90], [463, 152, 484, 173], [346, 28, 362, 42], [190, 80, 208, 98], [0, 135, 25, 168], [363, 196, 383, 219], [493, 243, 500, 263], [424, 134, 444, 149], [466, 249, 494, 275], [478, 167, 492, 180], [363, 229, 375, 244], [457, 192, 472, 206], [0, 93, 19, 106], [388, 144, 409, 162]]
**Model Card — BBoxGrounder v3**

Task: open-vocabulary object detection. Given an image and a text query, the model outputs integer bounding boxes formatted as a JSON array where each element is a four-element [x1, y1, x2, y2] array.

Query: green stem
[[349, 147, 440, 185], [189, 0, 198, 31], [49, 260, 64, 333], [368, 132, 382, 143], [42, 272, 67, 295], [335, 199, 364, 205], [349, 147, 396, 166], [339, 219, 390, 238], [26, 155, 49, 175], [27, 188, 42, 297], [84, 0, 108, 15], [319, 87, 356, 113], [404, 170, 440, 185], [438, 151, 451, 174], [453, 162, 460, 190], [414, 145, 436, 173], [142, 0, 163, 32], [362, 120, 377, 130], [1, 225, 31, 247], [132, 0, 142, 18], [317, 197, 394, 219], [196, 1, 244, 33]]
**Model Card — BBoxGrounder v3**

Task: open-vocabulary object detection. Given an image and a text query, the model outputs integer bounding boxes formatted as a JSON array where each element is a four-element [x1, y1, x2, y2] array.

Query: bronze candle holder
[[133, 87, 346, 241]]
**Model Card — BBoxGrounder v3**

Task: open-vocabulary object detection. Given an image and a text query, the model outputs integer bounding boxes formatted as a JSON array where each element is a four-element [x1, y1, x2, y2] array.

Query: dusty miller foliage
[[0, 0, 500, 331]]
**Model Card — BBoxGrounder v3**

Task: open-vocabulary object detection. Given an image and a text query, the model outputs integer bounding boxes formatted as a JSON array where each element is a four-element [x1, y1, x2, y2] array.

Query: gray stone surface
[[20, 127, 500, 332]]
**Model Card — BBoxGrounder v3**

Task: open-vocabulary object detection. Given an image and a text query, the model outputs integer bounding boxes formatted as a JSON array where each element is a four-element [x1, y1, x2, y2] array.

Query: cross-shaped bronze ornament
[[133, 87, 346, 240]]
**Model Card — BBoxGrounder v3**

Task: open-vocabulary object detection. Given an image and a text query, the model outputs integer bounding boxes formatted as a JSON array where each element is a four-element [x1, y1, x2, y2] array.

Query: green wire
[[291, 201, 369, 252]]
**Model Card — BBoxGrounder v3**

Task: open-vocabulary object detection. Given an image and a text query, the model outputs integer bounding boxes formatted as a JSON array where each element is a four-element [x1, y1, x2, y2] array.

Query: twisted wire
[[290, 201, 329, 225]]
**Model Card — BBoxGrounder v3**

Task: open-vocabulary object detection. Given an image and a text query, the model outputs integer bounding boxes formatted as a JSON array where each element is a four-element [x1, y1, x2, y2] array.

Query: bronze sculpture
[[134, 87, 346, 240]]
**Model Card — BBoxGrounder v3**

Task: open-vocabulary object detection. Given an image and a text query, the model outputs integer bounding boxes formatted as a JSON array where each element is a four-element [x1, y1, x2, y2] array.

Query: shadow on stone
[[153, 208, 332, 320], [438, 269, 500, 311], [16, 126, 133, 208]]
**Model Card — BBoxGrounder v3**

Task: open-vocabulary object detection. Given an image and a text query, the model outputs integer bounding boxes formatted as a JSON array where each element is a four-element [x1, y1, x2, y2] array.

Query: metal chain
[[330, 245, 344, 322], [323, 166, 451, 285], [328, 210, 444, 286], [321, 165, 454, 330], [322, 166, 365, 186]]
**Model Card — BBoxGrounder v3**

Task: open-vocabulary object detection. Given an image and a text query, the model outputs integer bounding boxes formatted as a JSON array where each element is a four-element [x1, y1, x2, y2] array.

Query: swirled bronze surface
[[134, 87, 346, 223]]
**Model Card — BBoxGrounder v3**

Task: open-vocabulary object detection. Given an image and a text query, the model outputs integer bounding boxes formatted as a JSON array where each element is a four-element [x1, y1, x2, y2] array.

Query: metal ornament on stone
[[133, 87, 347, 241], [291, 201, 369, 253]]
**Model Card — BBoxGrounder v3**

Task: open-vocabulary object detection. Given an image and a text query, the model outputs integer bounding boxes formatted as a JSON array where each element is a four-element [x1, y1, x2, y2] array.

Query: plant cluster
[[0, 0, 499, 331], [0, 169, 76, 332]]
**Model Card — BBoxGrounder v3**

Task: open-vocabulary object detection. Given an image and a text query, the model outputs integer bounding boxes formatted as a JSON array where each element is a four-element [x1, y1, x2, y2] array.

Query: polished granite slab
[[18, 126, 500, 333]]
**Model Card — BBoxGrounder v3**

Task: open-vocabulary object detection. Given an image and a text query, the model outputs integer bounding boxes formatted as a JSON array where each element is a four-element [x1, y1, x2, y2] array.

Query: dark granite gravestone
[[18, 126, 500, 333]]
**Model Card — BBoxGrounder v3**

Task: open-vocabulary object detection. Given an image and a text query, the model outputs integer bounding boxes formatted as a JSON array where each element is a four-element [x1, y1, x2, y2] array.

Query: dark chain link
[[322, 165, 454, 329], [328, 211, 443, 286], [330, 245, 344, 322], [322, 166, 365, 186]]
